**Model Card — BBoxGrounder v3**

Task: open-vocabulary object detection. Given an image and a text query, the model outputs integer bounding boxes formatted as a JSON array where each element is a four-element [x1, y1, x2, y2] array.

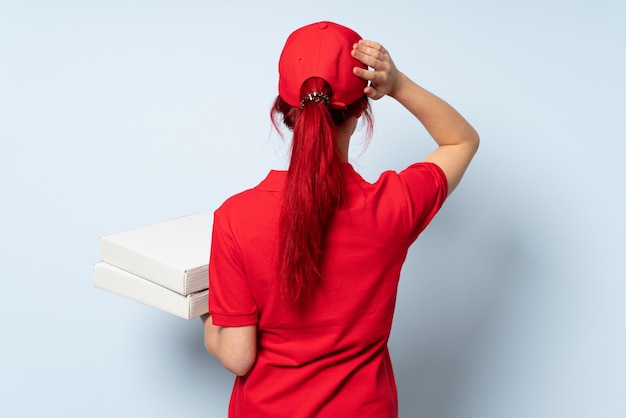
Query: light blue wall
[[1, 1, 624, 417]]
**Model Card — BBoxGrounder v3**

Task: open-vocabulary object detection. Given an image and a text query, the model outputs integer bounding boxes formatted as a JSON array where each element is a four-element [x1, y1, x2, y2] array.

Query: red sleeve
[[398, 162, 448, 241], [208, 210, 259, 327]]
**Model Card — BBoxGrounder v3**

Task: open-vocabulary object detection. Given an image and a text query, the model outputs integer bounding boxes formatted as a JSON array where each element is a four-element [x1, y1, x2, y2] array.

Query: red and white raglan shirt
[[209, 162, 447, 418]]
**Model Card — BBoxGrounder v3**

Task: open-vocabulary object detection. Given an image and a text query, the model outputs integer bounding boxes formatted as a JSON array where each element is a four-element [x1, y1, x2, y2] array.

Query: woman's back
[[209, 162, 447, 417]]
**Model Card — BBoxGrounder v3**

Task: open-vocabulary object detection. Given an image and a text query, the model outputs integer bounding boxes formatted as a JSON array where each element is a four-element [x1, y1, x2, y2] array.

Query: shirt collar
[[255, 163, 363, 192]]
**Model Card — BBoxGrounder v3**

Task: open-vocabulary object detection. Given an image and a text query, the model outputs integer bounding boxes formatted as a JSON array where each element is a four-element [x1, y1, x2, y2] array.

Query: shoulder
[[369, 162, 447, 195], [214, 171, 284, 232], [373, 162, 448, 233], [217, 170, 285, 213], [397, 162, 447, 185]]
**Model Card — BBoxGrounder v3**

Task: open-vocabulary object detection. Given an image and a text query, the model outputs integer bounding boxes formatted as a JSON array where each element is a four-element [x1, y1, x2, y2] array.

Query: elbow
[[221, 350, 256, 376], [202, 319, 257, 376], [473, 127, 480, 149], [205, 335, 256, 376], [228, 365, 253, 377], [468, 127, 480, 154], [204, 337, 215, 356]]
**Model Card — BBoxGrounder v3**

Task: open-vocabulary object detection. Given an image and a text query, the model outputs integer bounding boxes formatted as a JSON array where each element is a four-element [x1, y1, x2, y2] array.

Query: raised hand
[[351, 40, 402, 100]]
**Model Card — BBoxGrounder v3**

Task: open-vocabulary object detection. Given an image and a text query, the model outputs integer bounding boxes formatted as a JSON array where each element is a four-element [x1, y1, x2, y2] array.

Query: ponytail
[[272, 77, 372, 304]]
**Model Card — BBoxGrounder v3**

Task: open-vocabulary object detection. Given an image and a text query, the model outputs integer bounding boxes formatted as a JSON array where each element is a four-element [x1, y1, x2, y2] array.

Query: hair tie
[[300, 91, 330, 108]]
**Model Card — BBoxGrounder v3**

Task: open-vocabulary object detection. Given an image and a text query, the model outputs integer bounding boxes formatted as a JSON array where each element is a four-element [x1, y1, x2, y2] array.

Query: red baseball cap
[[278, 21, 367, 109]]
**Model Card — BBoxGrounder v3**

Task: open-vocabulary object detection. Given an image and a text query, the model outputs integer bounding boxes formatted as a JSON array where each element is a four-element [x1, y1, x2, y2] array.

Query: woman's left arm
[[201, 314, 257, 376]]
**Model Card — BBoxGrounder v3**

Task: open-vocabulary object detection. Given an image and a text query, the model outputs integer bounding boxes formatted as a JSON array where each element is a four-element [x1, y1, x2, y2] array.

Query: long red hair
[[271, 77, 373, 303]]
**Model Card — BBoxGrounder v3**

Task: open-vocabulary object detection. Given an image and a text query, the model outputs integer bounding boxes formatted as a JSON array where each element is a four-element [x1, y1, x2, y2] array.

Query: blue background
[[1, 1, 624, 416]]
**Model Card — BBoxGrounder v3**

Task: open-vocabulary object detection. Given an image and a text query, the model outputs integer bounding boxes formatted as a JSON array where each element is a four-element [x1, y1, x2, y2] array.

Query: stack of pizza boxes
[[94, 213, 213, 319]]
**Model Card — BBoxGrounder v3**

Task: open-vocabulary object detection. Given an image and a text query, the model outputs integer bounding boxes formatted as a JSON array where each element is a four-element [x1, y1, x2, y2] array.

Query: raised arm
[[352, 40, 479, 195]]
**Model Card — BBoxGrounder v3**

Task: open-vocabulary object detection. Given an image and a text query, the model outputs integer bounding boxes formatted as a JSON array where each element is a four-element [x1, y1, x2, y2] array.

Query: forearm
[[389, 72, 479, 149]]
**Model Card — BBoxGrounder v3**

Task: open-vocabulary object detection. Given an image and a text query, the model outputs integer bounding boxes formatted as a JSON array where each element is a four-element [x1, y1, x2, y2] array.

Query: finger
[[351, 43, 381, 69], [353, 66, 376, 82], [354, 65, 389, 89], [352, 40, 388, 68], [358, 39, 384, 50], [356, 40, 386, 59], [364, 85, 385, 101], [352, 68, 383, 99]]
